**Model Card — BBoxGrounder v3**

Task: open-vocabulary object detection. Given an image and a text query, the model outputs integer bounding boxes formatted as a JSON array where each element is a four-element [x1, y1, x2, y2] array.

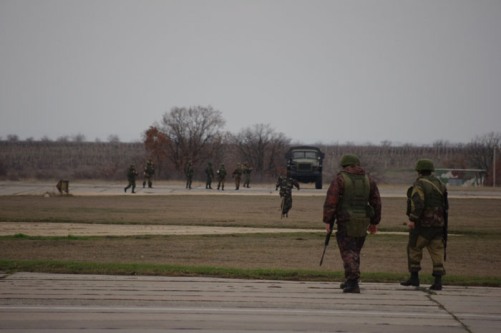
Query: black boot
[[343, 279, 360, 293], [430, 275, 442, 291], [400, 272, 420, 287]]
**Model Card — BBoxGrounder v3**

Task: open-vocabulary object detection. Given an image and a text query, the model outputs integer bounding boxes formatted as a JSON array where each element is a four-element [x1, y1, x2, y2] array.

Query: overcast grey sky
[[1, 0, 500, 145]]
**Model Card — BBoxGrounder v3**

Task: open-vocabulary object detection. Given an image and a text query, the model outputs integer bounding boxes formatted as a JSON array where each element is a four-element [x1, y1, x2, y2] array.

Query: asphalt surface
[[1, 180, 500, 198], [0, 272, 500, 332]]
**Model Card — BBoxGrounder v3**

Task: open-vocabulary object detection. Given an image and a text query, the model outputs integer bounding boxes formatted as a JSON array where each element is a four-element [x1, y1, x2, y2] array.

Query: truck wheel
[[315, 176, 322, 189]]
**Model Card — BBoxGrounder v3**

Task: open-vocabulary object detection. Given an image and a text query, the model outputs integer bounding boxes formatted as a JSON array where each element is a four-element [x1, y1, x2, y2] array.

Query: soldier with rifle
[[275, 175, 300, 218], [124, 164, 138, 194], [142, 159, 155, 188], [401, 159, 448, 291], [322, 154, 381, 293]]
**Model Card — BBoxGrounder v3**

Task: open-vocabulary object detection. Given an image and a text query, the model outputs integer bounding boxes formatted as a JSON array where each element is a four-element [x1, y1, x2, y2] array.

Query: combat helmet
[[415, 159, 434, 172], [340, 154, 360, 167]]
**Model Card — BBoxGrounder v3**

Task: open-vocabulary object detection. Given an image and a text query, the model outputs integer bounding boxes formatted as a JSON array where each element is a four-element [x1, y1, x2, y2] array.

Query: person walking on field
[[401, 159, 448, 291], [275, 175, 300, 218], [232, 163, 243, 190], [242, 163, 253, 188], [216, 163, 227, 191], [323, 154, 381, 293], [124, 164, 138, 193], [184, 161, 194, 189], [205, 162, 214, 189], [142, 159, 155, 188]]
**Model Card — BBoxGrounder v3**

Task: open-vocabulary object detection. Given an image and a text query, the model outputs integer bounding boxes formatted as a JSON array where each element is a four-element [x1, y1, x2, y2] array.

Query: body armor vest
[[416, 176, 446, 227], [339, 172, 371, 237]]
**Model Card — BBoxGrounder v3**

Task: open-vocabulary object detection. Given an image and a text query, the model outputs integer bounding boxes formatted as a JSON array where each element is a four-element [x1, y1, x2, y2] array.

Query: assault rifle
[[443, 191, 449, 261], [319, 221, 334, 266], [406, 186, 413, 216]]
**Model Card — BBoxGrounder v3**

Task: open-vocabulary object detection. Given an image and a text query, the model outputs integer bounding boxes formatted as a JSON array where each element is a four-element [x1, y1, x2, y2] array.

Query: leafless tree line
[[1, 133, 499, 185], [1, 105, 500, 185]]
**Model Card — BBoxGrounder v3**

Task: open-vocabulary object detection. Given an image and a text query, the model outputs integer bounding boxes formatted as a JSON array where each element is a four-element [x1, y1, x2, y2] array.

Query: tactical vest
[[415, 176, 446, 227], [339, 172, 372, 237]]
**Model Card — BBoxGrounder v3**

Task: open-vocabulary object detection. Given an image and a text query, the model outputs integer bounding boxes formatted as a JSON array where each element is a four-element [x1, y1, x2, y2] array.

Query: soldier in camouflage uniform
[[401, 159, 448, 291], [124, 164, 138, 193], [216, 164, 227, 191], [323, 154, 381, 293], [205, 162, 214, 189], [184, 161, 194, 189], [242, 163, 253, 188], [275, 175, 300, 218], [232, 163, 243, 190], [142, 159, 155, 188]]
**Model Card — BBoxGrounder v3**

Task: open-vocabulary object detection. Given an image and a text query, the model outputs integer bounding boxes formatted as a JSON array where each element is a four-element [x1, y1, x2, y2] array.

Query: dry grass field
[[1, 192, 500, 282]]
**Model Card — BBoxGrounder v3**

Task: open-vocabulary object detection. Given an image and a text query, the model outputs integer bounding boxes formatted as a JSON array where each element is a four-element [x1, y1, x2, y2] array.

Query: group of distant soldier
[[124, 160, 253, 193], [124, 154, 448, 294], [124, 159, 155, 193]]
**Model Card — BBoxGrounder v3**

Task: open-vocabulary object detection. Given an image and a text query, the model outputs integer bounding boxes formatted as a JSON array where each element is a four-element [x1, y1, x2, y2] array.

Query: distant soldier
[[232, 164, 243, 190], [184, 161, 194, 189], [205, 162, 214, 189], [275, 175, 300, 218], [401, 159, 448, 291], [216, 164, 227, 191], [124, 164, 138, 193], [242, 163, 253, 188], [142, 159, 155, 188]]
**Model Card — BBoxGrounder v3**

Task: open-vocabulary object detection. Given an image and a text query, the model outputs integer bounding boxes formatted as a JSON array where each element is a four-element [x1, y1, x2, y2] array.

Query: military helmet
[[415, 159, 435, 172], [340, 154, 360, 167]]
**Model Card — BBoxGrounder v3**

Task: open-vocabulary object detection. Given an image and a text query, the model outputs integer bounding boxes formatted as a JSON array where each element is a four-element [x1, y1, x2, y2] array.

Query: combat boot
[[400, 272, 420, 287], [340, 279, 358, 289], [429, 275, 442, 291], [343, 279, 360, 293]]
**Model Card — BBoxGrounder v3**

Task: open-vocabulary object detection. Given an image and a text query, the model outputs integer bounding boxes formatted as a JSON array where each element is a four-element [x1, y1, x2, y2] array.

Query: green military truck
[[285, 146, 325, 189]]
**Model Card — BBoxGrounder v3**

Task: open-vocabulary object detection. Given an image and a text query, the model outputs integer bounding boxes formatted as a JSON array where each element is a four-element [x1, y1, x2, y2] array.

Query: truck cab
[[285, 146, 325, 189]]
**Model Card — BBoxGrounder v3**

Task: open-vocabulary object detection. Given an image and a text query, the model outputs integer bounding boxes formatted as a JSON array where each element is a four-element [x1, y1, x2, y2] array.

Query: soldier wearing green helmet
[[415, 159, 435, 172], [323, 153, 382, 293], [340, 154, 360, 167], [401, 158, 449, 291]]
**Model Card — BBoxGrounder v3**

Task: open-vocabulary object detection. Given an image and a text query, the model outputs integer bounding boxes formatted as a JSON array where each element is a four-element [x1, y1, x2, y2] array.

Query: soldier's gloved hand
[[368, 224, 377, 234]]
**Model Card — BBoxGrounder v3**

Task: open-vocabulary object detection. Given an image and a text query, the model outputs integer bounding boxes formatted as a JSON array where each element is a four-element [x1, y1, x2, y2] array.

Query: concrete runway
[[1, 180, 500, 198], [0, 272, 500, 332]]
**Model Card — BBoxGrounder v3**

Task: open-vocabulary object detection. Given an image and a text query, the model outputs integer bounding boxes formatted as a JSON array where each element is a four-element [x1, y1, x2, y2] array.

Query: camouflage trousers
[[124, 179, 136, 192], [186, 176, 193, 189], [281, 194, 292, 215], [407, 233, 445, 276], [206, 176, 213, 189], [217, 178, 225, 190], [143, 175, 153, 188], [336, 231, 366, 281], [234, 176, 241, 190]]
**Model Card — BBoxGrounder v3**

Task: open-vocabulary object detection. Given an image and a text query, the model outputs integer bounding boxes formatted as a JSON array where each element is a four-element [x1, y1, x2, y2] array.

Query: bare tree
[[7, 134, 19, 142], [160, 106, 226, 172], [72, 134, 86, 142], [232, 123, 290, 177], [107, 135, 120, 143]]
